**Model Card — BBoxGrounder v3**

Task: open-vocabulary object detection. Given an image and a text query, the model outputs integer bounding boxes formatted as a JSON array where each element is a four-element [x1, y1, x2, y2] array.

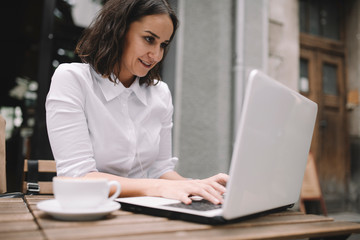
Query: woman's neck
[[116, 69, 136, 88], [120, 76, 136, 88]]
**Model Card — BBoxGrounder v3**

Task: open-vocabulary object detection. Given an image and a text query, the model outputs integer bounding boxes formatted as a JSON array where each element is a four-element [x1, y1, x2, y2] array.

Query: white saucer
[[37, 199, 120, 221]]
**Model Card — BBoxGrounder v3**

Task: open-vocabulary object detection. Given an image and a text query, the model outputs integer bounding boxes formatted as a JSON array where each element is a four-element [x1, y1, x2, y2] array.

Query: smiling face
[[118, 14, 174, 87]]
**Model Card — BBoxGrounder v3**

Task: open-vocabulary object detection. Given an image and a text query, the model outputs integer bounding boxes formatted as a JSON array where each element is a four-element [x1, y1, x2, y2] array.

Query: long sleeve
[[147, 83, 178, 178], [46, 64, 98, 177]]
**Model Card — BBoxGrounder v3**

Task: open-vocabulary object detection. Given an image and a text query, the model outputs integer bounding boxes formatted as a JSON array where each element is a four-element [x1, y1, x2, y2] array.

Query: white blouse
[[46, 63, 178, 178]]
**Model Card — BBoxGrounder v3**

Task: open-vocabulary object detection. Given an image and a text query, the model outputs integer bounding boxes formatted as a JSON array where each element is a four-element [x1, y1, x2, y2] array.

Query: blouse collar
[[93, 69, 147, 106]]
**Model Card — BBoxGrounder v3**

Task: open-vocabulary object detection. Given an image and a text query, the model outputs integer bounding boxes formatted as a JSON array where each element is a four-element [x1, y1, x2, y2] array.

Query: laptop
[[116, 69, 318, 224]]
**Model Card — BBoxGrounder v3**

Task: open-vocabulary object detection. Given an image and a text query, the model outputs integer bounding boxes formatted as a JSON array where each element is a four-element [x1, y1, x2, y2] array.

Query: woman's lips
[[139, 59, 153, 68]]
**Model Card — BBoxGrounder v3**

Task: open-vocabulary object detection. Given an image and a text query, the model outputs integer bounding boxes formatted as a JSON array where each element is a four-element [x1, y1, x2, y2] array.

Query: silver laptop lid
[[223, 70, 317, 220]]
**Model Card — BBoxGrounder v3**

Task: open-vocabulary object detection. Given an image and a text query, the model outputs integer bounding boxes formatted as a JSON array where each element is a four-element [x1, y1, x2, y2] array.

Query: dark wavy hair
[[75, 0, 178, 86]]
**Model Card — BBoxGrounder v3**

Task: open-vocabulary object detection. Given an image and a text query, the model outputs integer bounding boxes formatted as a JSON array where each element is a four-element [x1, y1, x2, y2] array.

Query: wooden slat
[[0, 220, 38, 233], [0, 213, 34, 222], [221, 213, 333, 229], [0, 202, 29, 214], [43, 220, 210, 240], [300, 33, 345, 55], [0, 198, 24, 203], [0, 230, 45, 240], [25, 195, 54, 203], [24, 160, 56, 173], [102, 221, 360, 240], [35, 211, 166, 229]]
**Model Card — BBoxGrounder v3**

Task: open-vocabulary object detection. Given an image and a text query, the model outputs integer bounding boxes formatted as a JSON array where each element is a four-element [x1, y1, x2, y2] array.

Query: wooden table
[[1, 195, 360, 240]]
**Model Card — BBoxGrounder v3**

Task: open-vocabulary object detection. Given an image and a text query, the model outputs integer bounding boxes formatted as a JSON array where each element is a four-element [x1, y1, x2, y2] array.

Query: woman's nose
[[149, 46, 163, 62]]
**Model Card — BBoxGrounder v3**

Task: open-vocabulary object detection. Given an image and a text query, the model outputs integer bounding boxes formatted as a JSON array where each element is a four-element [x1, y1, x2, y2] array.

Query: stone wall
[[173, 0, 234, 178], [346, 0, 360, 137], [268, 0, 299, 90]]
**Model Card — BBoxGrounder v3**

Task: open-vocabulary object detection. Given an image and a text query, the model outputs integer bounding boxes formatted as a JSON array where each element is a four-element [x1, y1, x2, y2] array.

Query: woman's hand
[[85, 171, 229, 205], [156, 173, 229, 205]]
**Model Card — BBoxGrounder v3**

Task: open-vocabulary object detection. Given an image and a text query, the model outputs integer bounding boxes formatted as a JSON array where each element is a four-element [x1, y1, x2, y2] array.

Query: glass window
[[322, 63, 338, 95], [309, 1, 320, 36], [299, 0, 307, 33], [321, 1, 340, 40], [299, 0, 340, 40], [299, 58, 310, 93]]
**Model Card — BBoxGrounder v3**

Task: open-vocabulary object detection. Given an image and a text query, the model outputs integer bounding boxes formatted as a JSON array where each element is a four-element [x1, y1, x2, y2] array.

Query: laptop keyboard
[[165, 199, 222, 211]]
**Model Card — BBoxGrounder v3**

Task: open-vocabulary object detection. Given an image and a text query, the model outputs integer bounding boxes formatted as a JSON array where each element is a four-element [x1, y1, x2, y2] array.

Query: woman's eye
[[160, 42, 169, 49], [144, 36, 154, 43]]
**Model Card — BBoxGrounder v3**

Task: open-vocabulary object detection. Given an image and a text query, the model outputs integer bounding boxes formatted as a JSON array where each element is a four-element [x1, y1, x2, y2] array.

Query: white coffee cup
[[53, 177, 121, 210]]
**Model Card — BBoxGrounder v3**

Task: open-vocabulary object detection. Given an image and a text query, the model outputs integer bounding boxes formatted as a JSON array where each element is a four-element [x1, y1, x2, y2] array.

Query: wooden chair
[[0, 115, 6, 194], [23, 159, 57, 194], [0, 114, 23, 198], [300, 152, 328, 216], [0, 114, 55, 196]]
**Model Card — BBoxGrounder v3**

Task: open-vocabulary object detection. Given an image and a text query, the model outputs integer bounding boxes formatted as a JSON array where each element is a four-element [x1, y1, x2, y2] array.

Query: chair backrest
[[300, 152, 328, 215], [301, 153, 322, 199], [23, 159, 56, 194], [0, 115, 6, 193]]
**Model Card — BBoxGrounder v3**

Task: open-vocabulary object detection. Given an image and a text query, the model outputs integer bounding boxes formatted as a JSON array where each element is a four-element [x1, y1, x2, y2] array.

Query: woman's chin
[[136, 72, 149, 78]]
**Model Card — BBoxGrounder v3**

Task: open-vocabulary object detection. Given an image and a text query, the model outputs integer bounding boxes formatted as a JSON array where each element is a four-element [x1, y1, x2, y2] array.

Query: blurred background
[[1, 0, 359, 215]]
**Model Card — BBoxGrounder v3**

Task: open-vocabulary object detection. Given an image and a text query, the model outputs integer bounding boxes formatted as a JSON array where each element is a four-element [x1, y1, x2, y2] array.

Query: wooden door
[[300, 46, 349, 197]]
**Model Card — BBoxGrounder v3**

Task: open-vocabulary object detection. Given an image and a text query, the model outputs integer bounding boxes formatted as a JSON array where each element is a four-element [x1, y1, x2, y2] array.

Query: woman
[[46, 0, 228, 205]]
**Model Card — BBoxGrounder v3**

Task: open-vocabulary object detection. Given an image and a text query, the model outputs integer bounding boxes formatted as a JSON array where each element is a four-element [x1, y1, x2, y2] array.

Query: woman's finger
[[179, 194, 192, 205], [210, 173, 229, 186], [191, 181, 224, 204], [209, 181, 226, 194]]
